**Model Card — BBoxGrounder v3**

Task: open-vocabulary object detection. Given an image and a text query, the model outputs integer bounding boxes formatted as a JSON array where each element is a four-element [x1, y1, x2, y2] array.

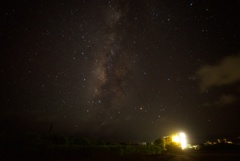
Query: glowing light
[[172, 135, 180, 143], [179, 132, 187, 149], [171, 132, 187, 149]]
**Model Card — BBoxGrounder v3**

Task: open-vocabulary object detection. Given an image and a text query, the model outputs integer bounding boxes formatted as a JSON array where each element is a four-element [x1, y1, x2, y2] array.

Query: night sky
[[1, 0, 240, 143]]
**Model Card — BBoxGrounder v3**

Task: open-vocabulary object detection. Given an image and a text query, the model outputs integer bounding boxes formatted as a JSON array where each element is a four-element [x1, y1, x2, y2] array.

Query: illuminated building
[[163, 132, 187, 149]]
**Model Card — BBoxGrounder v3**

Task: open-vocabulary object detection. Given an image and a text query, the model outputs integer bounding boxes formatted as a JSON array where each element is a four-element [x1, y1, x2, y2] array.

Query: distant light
[[172, 135, 180, 143], [179, 132, 187, 149], [171, 132, 187, 149]]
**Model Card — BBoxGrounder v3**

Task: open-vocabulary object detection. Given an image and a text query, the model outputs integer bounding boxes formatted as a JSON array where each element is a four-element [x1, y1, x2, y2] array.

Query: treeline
[[0, 133, 164, 159]]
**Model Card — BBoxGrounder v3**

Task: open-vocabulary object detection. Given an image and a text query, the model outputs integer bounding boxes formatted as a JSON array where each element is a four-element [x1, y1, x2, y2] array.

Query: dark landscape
[[1, 133, 240, 161]]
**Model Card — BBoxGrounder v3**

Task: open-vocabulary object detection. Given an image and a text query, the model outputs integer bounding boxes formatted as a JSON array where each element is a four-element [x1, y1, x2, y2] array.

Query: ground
[[2, 151, 240, 161]]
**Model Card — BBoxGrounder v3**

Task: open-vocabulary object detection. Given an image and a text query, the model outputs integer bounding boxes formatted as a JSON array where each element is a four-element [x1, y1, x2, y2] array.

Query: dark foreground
[[2, 151, 240, 161], [1, 134, 240, 161]]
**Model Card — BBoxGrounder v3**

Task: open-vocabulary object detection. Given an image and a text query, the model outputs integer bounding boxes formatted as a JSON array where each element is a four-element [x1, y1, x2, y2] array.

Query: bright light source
[[179, 132, 187, 149], [171, 132, 187, 149], [172, 135, 180, 143]]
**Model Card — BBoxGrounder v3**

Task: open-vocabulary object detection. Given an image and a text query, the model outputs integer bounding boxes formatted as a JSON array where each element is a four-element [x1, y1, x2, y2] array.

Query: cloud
[[219, 94, 237, 104], [204, 94, 238, 107], [197, 54, 240, 91]]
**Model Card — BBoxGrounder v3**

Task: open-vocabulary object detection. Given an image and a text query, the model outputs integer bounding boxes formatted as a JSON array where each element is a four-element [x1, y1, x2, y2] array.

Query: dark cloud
[[204, 94, 238, 107], [197, 54, 240, 91], [217, 95, 238, 105]]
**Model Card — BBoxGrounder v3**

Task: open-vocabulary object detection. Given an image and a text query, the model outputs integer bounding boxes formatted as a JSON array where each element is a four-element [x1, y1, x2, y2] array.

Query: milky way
[[88, 3, 136, 109]]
